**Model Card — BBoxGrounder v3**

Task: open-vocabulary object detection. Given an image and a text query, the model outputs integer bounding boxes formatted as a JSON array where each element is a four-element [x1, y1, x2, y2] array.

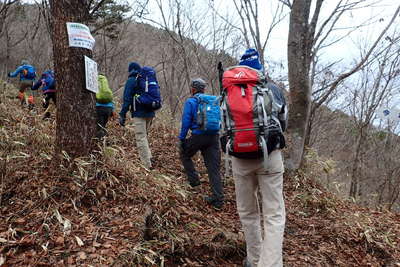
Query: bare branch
[[278, 0, 292, 9], [313, 4, 400, 110]]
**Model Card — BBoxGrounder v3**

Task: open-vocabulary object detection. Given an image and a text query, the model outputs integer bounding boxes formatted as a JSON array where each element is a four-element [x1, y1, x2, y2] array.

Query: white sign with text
[[66, 22, 95, 50], [84, 56, 98, 93]]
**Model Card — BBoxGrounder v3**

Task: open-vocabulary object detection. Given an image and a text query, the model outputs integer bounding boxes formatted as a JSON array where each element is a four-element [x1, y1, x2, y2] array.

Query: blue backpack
[[194, 94, 221, 132], [137, 66, 162, 111], [22, 65, 36, 80], [43, 70, 55, 89]]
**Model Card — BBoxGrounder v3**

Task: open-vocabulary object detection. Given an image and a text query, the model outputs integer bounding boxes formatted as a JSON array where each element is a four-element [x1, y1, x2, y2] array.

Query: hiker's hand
[[119, 116, 125, 127]]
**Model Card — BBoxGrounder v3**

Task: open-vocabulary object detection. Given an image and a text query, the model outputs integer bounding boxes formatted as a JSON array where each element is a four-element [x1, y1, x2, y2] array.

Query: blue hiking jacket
[[32, 70, 56, 93], [119, 62, 155, 119], [8, 64, 36, 81], [178, 93, 219, 140]]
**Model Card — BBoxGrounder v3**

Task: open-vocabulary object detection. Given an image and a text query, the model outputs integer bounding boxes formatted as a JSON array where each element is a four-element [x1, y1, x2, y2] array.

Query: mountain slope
[[0, 81, 399, 266]]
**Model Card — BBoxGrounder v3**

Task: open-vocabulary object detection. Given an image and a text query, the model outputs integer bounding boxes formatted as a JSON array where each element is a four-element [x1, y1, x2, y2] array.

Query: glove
[[7, 72, 11, 77], [119, 116, 126, 126], [177, 139, 185, 154]]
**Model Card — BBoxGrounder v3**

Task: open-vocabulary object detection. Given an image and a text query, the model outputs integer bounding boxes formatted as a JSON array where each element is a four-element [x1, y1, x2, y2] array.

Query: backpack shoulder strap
[[192, 94, 202, 102], [131, 75, 141, 93]]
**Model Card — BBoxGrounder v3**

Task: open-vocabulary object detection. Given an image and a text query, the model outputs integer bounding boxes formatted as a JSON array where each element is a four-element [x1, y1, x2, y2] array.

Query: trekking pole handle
[[217, 62, 223, 94]]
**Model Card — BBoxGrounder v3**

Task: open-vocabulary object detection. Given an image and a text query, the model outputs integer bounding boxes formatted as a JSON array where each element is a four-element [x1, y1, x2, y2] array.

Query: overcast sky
[[22, 0, 400, 108], [136, 0, 399, 74], [23, 0, 398, 67]]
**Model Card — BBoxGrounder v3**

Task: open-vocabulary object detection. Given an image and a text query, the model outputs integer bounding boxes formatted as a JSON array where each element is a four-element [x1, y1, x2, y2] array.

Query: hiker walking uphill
[[220, 48, 287, 267], [8, 60, 37, 108], [32, 70, 56, 119], [96, 74, 114, 138], [178, 78, 224, 210], [119, 62, 161, 169]]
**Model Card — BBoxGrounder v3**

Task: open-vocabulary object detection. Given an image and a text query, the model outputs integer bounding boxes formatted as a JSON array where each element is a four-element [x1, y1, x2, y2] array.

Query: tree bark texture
[[286, 0, 313, 170], [50, 0, 96, 157]]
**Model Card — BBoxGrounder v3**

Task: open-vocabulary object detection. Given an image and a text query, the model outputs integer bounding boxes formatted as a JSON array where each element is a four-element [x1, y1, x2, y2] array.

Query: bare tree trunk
[[286, 0, 317, 170], [0, 0, 18, 37], [50, 0, 96, 157], [303, 111, 314, 148], [350, 130, 364, 198], [5, 27, 11, 77]]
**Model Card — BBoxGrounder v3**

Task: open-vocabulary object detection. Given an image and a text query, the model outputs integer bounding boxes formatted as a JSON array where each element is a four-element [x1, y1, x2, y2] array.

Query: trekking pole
[[217, 62, 223, 95]]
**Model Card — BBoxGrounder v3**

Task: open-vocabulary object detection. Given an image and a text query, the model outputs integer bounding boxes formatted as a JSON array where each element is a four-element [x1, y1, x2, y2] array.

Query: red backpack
[[221, 65, 285, 165]]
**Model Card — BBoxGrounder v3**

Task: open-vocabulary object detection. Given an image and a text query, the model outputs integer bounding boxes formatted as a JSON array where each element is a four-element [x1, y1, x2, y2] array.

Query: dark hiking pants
[[96, 106, 113, 138], [180, 134, 224, 203], [43, 92, 56, 108], [42, 92, 56, 118]]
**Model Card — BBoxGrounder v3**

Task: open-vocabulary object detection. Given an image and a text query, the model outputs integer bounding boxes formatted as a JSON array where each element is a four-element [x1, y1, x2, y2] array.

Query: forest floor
[[0, 81, 399, 266]]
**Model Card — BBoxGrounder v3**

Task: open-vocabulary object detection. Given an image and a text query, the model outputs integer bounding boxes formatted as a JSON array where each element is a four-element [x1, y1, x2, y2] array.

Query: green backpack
[[96, 74, 113, 104]]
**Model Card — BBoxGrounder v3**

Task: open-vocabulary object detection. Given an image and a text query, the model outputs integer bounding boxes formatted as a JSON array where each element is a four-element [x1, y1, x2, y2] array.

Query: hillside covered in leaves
[[0, 81, 399, 266]]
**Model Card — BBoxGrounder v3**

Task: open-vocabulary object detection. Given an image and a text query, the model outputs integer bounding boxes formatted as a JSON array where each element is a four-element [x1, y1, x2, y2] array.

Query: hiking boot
[[150, 158, 158, 169], [189, 180, 201, 188], [204, 196, 223, 210], [43, 112, 51, 120]]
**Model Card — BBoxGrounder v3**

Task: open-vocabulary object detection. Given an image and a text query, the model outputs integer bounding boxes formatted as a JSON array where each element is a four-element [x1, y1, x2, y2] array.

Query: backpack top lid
[[222, 65, 264, 88], [98, 74, 110, 90], [140, 66, 156, 79], [43, 70, 54, 78], [194, 93, 220, 104]]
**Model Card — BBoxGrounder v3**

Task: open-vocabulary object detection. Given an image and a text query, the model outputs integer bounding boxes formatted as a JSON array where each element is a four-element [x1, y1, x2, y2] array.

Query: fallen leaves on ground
[[0, 81, 399, 266]]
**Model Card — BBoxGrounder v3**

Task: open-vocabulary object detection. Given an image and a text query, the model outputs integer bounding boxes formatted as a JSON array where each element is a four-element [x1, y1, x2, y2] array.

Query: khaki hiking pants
[[133, 117, 153, 169], [18, 80, 34, 105], [232, 150, 285, 267]]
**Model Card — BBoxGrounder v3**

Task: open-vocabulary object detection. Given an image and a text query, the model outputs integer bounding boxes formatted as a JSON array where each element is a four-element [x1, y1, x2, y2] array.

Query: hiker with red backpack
[[119, 62, 161, 169], [32, 70, 56, 119], [220, 49, 287, 267], [178, 78, 224, 210], [8, 60, 37, 108]]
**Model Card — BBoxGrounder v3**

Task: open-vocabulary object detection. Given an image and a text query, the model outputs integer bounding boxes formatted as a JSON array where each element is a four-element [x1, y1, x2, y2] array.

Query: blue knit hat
[[239, 48, 263, 71]]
